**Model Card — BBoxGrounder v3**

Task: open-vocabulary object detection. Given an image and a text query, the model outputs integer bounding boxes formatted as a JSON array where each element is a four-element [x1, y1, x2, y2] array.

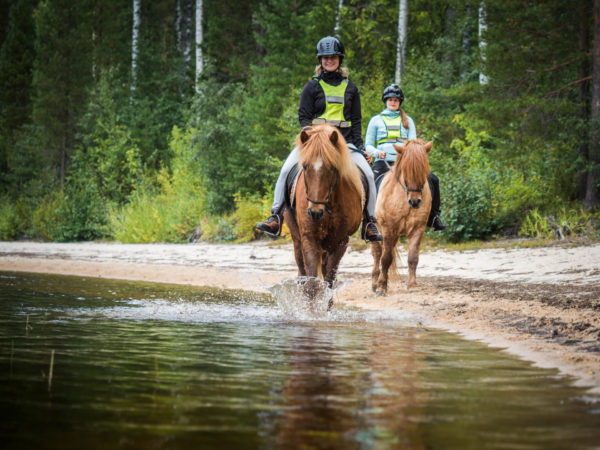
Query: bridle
[[384, 159, 425, 197], [396, 174, 425, 196], [304, 168, 337, 215]]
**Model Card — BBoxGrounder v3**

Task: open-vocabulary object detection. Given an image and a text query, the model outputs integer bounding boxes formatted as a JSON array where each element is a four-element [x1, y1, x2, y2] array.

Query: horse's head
[[298, 127, 340, 221], [393, 140, 433, 209]]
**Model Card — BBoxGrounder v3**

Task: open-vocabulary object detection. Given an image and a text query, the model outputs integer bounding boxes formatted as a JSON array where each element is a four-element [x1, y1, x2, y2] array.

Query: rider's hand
[[364, 152, 373, 164], [378, 151, 386, 159]]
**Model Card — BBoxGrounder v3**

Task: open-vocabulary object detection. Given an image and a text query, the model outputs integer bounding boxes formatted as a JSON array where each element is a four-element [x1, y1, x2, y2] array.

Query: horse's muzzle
[[307, 207, 324, 221], [408, 197, 421, 209]]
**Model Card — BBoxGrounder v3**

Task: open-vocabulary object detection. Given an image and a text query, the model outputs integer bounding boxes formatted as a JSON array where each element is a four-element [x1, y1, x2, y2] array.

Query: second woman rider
[[365, 84, 446, 231]]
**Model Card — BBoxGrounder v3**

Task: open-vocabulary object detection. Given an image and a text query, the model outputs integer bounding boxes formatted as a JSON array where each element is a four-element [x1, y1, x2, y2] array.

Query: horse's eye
[[302, 165, 307, 171]]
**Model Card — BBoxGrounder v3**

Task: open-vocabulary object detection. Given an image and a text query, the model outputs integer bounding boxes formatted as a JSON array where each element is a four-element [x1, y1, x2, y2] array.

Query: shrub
[[32, 180, 108, 242], [519, 206, 599, 240], [0, 197, 24, 240], [110, 127, 206, 243], [229, 192, 272, 243]]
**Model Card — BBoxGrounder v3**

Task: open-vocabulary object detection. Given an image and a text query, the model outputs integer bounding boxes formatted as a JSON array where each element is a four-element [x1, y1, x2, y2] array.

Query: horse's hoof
[[371, 284, 377, 293], [375, 290, 387, 297]]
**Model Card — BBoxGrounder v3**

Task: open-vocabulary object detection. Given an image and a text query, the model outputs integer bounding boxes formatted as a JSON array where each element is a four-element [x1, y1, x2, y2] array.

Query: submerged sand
[[1, 240, 599, 393]]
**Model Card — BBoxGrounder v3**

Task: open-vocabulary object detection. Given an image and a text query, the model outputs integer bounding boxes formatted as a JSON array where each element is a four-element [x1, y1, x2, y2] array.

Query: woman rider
[[364, 84, 446, 231], [256, 36, 383, 242]]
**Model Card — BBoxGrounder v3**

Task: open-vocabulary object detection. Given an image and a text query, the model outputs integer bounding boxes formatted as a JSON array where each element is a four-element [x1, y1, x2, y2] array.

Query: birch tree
[[195, 0, 203, 93], [586, 0, 600, 208], [334, 0, 343, 36], [478, 2, 488, 85], [395, 0, 408, 85], [131, 0, 141, 96]]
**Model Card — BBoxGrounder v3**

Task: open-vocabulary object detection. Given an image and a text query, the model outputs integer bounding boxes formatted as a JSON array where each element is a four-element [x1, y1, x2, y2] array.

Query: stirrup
[[361, 220, 383, 243], [255, 214, 282, 238]]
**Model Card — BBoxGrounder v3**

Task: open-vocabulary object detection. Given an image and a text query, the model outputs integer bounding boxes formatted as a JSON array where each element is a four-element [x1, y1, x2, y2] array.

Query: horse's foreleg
[[376, 234, 398, 296], [371, 242, 382, 293], [300, 237, 323, 279], [406, 229, 425, 289], [323, 238, 349, 287]]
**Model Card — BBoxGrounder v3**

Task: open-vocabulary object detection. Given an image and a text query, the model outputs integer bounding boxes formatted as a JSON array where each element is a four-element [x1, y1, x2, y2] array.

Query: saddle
[[284, 163, 368, 213]]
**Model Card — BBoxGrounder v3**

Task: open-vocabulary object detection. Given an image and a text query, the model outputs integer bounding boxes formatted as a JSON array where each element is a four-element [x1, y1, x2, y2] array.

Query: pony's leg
[[300, 237, 323, 279], [371, 242, 382, 292], [376, 233, 399, 295], [406, 229, 425, 289], [283, 210, 306, 276], [323, 237, 349, 287], [322, 238, 349, 310]]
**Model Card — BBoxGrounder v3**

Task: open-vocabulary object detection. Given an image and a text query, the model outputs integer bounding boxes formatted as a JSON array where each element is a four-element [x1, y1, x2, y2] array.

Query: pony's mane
[[393, 139, 431, 188], [296, 124, 363, 196]]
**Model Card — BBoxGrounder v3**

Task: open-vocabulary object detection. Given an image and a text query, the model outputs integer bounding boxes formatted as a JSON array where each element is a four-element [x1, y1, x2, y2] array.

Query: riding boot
[[361, 214, 383, 242], [256, 210, 283, 238], [427, 172, 446, 231]]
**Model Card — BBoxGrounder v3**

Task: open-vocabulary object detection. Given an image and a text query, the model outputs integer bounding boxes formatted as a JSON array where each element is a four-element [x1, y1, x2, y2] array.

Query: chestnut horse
[[371, 139, 433, 295], [284, 124, 363, 293]]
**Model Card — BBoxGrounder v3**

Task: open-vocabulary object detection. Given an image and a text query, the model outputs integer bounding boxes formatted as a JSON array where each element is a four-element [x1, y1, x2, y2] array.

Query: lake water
[[1, 271, 599, 449]]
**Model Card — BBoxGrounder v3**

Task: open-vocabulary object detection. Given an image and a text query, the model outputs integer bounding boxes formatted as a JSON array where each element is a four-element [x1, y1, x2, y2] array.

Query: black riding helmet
[[382, 84, 404, 105], [316, 36, 345, 65]]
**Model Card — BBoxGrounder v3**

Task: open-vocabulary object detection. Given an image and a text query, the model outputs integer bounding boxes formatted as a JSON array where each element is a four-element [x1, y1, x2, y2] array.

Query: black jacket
[[297, 71, 364, 149]]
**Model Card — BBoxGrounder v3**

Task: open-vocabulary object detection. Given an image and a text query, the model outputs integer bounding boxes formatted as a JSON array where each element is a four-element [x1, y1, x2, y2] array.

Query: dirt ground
[[1, 240, 599, 393]]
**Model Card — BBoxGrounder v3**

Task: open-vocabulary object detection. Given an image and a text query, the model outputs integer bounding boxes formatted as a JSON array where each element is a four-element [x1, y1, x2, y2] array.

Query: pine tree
[[0, 0, 36, 189], [31, 0, 94, 186]]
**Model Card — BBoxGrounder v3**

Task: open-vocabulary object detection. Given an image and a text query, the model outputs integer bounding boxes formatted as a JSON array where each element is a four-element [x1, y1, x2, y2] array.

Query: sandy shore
[[1, 240, 599, 393]]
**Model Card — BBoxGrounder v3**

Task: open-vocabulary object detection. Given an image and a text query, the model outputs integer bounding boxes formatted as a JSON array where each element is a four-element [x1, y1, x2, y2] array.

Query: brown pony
[[284, 124, 363, 293], [371, 139, 433, 295]]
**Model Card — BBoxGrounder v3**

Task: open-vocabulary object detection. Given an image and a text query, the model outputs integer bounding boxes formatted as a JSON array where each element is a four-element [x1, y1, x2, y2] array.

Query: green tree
[[31, 0, 94, 186], [0, 0, 36, 194]]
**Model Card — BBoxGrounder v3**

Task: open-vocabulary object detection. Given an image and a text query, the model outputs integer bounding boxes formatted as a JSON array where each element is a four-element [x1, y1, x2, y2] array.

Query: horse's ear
[[300, 130, 310, 144], [394, 143, 406, 155], [329, 130, 338, 146], [424, 141, 433, 153]]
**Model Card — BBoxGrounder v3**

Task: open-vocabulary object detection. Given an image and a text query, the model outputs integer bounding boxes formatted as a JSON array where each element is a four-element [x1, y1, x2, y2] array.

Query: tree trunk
[[334, 0, 343, 36], [577, 0, 591, 200], [460, 4, 471, 83], [478, 2, 488, 85], [395, 0, 408, 85], [131, 0, 141, 97], [585, 0, 600, 209], [195, 0, 203, 93]]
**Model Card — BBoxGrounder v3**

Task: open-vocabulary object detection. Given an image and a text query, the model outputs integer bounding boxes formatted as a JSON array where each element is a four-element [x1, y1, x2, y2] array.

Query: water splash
[[268, 277, 340, 320]]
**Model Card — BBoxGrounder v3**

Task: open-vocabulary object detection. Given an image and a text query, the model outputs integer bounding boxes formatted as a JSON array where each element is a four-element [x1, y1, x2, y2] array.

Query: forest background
[[1, 0, 599, 244]]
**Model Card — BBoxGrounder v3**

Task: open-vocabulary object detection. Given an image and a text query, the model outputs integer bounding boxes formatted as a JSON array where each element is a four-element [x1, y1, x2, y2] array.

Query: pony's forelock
[[297, 125, 362, 196], [394, 139, 431, 187]]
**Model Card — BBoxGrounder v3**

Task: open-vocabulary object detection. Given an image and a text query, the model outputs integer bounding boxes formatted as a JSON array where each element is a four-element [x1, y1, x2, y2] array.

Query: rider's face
[[321, 55, 340, 72], [386, 97, 401, 111]]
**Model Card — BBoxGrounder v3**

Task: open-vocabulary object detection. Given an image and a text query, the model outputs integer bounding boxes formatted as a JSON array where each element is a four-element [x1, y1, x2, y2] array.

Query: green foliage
[[110, 127, 206, 243], [199, 216, 235, 243], [229, 191, 272, 243], [519, 206, 598, 240], [0, 196, 27, 240], [75, 79, 143, 206], [31, 0, 94, 181], [31, 180, 107, 242]]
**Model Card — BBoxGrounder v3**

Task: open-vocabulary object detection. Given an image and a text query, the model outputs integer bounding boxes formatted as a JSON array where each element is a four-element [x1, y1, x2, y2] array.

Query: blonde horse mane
[[393, 139, 431, 188], [296, 124, 363, 198]]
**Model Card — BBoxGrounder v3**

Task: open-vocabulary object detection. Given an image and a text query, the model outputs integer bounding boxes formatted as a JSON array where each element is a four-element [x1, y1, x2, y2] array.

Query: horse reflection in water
[[274, 327, 425, 448], [284, 124, 363, 306]]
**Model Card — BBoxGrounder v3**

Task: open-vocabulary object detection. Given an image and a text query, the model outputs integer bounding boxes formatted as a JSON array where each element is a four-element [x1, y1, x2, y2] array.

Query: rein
[[305, 169, 338, 215]]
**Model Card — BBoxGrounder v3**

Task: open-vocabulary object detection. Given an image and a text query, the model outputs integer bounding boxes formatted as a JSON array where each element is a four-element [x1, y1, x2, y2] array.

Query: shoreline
[[1, 241, 599, 394]]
